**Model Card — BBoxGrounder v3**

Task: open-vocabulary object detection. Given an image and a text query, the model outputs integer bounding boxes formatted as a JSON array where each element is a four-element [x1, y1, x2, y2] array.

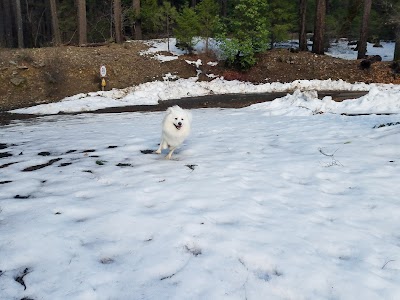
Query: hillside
[[0, 40, 399, 112]]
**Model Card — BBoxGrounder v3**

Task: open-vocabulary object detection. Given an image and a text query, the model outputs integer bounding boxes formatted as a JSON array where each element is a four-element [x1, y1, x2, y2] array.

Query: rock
[[390, 61, 400, 74], [33, 61, 46, 68], [359, 55, 382, 70], [45, 72, 57, 83], [359, 60, 371, 70], [10, 76, 26, 86], [367, 55, 382, 62]]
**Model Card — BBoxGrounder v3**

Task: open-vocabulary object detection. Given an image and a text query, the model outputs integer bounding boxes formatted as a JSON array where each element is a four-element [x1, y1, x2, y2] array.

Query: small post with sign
[[100, 65, 107, 91]]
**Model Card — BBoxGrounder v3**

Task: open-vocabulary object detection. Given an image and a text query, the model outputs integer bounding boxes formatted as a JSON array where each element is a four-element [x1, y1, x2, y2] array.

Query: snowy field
[[1, 39, 400, 299], [1, 104, 400, 299]]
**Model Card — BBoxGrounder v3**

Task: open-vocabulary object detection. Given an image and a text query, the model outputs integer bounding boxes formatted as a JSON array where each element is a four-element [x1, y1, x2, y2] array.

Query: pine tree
[[15, 0, 24, 48], [218, 0, 269, 70], [1, 0, 14, 47], [195, 0, 221, 53], [140, 0, 162, 37], [381, 0, 400, 61], [395, 26, 400, 61], [357, 0, 372, 59], [160, 0, 178, 51], [339, 0, 362, 37], [49, 0, 62, 45], [58, 0, 77, 44], [78, 0, 87, 45], [268, 0, 296, 48], [133, 0, 142, 39], [312, 0, 326, 55], [114, 0, 123, 43], [299, 0, 308, 51], [174, 6, 200, 53]]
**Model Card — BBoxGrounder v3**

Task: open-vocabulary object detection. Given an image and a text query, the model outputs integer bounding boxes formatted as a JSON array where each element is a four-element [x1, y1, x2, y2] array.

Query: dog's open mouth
[[174, 124, 182, 130]]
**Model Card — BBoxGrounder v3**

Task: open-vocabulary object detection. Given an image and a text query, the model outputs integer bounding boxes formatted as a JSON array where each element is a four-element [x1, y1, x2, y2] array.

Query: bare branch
[[319, 148, 343, 167], [382, 259, 395, 269], [318, 148, 339, 157]]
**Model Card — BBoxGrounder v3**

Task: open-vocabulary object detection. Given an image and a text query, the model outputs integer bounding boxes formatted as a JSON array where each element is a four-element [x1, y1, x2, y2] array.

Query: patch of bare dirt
[[208, 49, 400, 84], [0, 42, 399, 112]]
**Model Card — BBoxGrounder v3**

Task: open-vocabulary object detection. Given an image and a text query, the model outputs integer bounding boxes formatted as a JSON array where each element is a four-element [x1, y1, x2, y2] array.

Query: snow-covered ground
[[1, 39, 400, 299], [327, 40, 395, 61], [275, 39, 395, 61], [1, 103, 400, 299]]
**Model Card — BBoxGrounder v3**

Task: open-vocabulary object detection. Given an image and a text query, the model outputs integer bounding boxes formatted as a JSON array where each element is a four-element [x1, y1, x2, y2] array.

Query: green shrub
[[217, 0, 270, 70], [174, 6, 200, 53]]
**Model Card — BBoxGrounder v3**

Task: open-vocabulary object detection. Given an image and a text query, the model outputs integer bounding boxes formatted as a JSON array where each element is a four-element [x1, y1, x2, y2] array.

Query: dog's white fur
[[155, 105, 192, 159]]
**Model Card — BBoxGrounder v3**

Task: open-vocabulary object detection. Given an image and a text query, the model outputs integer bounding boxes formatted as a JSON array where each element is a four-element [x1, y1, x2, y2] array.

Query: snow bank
[[11, 78, 400, 115]]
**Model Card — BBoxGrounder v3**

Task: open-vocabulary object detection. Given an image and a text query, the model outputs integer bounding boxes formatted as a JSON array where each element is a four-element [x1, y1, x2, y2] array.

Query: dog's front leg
[[165, 147, 176, 160], [155, 141, 163, 154], [155, 146, 162, 154], [155, 140, 163, 154]]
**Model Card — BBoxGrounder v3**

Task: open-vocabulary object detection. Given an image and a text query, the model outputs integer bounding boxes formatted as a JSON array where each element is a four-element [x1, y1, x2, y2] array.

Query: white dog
[[155, 105, 192, 159]]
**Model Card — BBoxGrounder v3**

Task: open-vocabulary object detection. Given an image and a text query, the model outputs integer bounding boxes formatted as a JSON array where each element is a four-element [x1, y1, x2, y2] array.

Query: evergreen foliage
[[195, 0, 221, 53], [174, 6, 200, 53], [217, 0, 270, 70], [124, 7, 139, 35], [140, 0, 163, 37], [160, 1, 178, 50], [268, 0, 297, 48], [0, 0, 399, 63]]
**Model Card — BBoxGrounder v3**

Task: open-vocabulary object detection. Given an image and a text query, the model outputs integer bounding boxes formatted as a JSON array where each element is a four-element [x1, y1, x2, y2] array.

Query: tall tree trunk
[[78, 0, 87, 45], [220, 0, 227, 17], [15, 0, 24, 48], [395, 25, 400, 61], [3, 0, 14, 47], [167, 16, 170, 51], [0, 0, 5, 47], [49, 0, 61, 45], [299, 0, 308, 51], [114, 0, 122, 43], [191, 0, 197, 7], [357, 0, 372, 59], [133, 0, 142, 40], [312, 0, 326, 55]]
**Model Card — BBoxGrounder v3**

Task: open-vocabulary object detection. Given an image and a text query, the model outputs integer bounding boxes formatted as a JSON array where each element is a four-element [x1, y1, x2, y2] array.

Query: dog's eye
[[181, 118, 184, 121], [175, 117, 178, 120]]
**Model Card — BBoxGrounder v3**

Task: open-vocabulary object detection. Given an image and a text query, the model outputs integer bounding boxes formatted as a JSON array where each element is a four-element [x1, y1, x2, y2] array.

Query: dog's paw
[[155, 149, 161, 154], [165, 152, 175, 160]]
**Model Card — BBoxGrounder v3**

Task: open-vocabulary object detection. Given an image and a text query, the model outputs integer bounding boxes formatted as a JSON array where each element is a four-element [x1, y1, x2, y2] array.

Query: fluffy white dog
[[155, 105, 192, 159]]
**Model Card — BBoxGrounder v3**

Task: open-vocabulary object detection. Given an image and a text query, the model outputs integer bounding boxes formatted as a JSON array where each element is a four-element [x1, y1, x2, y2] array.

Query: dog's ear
[[166, 105, 181, 115]]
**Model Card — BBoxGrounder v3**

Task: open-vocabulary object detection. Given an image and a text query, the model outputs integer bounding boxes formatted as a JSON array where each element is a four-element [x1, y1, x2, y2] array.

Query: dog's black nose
[[178, 122, 182, 126]]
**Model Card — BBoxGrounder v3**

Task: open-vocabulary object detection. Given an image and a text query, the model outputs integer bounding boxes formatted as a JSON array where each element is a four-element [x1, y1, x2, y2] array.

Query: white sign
[[100, 65, 107, 77]]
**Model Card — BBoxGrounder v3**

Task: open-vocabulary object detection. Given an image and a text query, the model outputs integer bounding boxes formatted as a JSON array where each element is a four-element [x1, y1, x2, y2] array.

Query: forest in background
[[0, 0, 399, 68]]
